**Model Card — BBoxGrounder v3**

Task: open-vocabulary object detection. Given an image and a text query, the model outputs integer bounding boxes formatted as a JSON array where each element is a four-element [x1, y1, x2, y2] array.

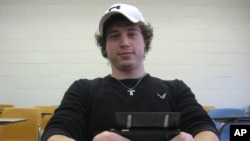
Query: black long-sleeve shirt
[[42, 74, 218, 141]]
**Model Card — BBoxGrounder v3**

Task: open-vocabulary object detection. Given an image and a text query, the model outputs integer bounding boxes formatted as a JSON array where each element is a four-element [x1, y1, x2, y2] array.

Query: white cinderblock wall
[[0, 0, 249, 109]]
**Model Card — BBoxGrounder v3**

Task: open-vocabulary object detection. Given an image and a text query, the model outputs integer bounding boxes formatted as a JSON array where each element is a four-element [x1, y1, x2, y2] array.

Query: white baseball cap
[[98, 3, 145, 36]]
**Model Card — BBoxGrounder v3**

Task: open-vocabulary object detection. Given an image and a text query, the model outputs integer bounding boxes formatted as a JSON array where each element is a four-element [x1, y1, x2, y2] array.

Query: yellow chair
[[203, 105, 216, 112], [0, 104, 14, 115], [0, 107, 41, 141], [34, 105, 57, 134]]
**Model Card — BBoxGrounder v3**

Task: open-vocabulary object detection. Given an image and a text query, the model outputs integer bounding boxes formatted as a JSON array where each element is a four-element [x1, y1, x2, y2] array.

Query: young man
[[42, 3, 219, 141]]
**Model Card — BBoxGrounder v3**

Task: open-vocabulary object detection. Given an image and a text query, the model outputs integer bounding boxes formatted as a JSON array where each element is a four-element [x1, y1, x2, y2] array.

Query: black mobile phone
[[111, 112, 181, 141]]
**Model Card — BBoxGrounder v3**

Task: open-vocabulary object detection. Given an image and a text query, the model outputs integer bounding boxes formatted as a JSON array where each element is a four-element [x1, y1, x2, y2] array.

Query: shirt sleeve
[[41, 79, 90, 141], [171, 80, 219, 137]]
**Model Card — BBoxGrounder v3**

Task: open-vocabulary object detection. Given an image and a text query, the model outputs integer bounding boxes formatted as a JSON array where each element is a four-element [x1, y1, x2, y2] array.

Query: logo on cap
[[109, 5, 121, 11]]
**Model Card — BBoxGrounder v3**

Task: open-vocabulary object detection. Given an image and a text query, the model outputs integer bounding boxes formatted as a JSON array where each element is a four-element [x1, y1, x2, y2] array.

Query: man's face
[[105, 23, 146, 71]]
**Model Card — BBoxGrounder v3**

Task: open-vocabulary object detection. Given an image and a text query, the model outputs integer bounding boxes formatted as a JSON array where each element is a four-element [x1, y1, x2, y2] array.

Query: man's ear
[[102, 47, 108, 58], [144, 40, 147, 50]]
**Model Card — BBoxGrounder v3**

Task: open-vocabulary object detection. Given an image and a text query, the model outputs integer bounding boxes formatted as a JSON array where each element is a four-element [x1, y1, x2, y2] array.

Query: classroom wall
[[0, 0, 249, 109]]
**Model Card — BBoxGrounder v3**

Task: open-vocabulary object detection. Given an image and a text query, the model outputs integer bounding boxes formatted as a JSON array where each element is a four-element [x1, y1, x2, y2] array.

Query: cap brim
[[99, 11, 140, 35]]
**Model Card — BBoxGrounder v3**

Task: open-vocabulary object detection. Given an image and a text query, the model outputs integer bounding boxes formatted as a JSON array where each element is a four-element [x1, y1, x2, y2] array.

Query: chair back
[[34, 105, 57, 114], [203, 105, 215, 112], [0, 104, 14, 114], [207, 108, 248, 141], [0, 107, 41, 141], [207, 108, 247, 118], [34, 105, 57, 134]]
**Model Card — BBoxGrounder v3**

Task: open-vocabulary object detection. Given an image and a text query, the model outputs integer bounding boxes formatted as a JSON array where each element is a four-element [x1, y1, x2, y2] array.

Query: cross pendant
[[127, 89, 135, 96]]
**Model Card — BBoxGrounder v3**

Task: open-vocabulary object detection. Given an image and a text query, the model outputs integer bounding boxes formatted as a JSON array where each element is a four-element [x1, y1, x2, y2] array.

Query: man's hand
[[170, 131, 219, 141], [92, 131, 218, 141], [92, 131, 131, 141], [170, 132, 194, 141]]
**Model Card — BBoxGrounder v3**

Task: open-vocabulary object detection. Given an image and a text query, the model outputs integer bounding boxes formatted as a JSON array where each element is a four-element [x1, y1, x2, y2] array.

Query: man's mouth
[[118, 51, 133, 58]]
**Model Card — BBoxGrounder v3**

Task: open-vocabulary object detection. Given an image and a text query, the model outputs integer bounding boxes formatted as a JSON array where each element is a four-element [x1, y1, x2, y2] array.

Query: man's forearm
[[194, 131, 219, 141], [47, 135, 76, 141]]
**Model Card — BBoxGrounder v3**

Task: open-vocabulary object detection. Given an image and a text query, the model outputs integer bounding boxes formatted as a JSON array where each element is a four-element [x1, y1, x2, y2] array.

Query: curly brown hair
[[95, 14, 153, 58]]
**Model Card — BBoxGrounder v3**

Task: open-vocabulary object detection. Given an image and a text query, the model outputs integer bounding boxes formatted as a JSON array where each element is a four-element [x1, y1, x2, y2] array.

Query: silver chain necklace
[[115, 75, 146, 96]]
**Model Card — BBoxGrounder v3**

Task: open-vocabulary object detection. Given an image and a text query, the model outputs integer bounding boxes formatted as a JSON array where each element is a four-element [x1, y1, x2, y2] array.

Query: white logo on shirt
[[156, 93, 167, 99]]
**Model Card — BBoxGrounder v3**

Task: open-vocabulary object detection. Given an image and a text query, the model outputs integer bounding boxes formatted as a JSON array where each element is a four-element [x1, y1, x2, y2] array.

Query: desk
[[0, 118, 27, 125], [213, 116, 250, 137]]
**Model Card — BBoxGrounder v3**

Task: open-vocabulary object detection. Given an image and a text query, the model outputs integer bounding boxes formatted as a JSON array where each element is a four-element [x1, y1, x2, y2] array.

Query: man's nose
[[120, 35, 129, 48]]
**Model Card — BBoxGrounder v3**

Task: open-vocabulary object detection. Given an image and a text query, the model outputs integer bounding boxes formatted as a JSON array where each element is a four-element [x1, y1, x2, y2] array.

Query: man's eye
[[128, 32, 137, 37], [109, 34, 119, 39]]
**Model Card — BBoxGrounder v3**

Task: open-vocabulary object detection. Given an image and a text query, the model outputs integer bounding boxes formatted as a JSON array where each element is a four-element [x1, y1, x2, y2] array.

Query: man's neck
[[111, 68, 146, 80]]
